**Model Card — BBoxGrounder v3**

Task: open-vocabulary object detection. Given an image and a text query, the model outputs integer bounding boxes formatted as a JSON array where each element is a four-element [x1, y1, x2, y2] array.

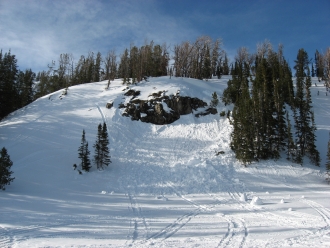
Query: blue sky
[[0, 0, 329, 72]]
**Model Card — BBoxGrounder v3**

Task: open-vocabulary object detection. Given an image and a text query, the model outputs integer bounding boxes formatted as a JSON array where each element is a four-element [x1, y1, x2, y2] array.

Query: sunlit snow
[[0, 76, 329, 247]]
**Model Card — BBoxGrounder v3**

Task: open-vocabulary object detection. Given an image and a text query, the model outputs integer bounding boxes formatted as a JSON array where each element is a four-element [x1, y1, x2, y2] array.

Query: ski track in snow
[[208, 164, 249, 248], [0, 222, 71, 248], [139, 183, 204, 246], [95, 103, 108, 127], [216, 216, 247, 248], [301, 198, 330, 227], [126, 193, 150, 245]]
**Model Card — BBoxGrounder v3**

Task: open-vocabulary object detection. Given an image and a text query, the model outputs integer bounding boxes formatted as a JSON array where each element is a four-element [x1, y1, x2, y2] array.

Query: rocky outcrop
[[195, 107, 218, 117], [121, 90, 216, 125], [164, 96, 207, 115]]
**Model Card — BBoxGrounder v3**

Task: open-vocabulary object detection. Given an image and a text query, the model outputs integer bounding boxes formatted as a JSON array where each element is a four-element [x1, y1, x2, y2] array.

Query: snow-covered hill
[[0, 76, 330, 247]]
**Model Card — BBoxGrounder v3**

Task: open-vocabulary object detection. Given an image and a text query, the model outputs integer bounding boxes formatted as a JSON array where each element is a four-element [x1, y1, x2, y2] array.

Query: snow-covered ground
[[0, 76, 329, 247]]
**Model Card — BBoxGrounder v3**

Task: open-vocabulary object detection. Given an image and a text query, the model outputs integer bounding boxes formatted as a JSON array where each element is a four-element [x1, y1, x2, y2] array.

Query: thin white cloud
[[0, 0, 196, 71]]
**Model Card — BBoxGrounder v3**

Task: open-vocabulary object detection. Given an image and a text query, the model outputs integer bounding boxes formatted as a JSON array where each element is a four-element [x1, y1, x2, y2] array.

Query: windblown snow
[[0, 76, 330, 247]]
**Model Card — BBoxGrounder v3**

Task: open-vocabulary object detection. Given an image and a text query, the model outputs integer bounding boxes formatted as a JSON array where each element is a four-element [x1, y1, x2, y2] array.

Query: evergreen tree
[[17, 69, 35, 108], [101, 123, 111, 167], [315, 50, 324, 80], [93, 124, 103, 170], [286, 112, 296, 161], [222, 62, 245, 105], [222, 54, 230, 75], [0, 147, 15, 190], [251, 57, 277, 160], [306, 112, 320, 166], [93, 123, 111, 170], [93, 52, 102, 82], [210, 92, 219, 107], [229, 61, 254, 165], [311, 63, 315, 77], [294, 49, 320, 166], [78, 130, 91, 172], [118, 49, 130, 84], [231, 80, 254, 165], [326, 133, 330, 183], [282, 60, 295, 105], [216, 64, 222, 79], [202, 45, 212, 79], [129, 46, 139, 83], [0, 50, 19, 120]]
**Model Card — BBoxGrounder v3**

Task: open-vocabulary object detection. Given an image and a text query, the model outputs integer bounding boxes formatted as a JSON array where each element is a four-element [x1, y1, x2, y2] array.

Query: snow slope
[[0, 76, 330, 248]]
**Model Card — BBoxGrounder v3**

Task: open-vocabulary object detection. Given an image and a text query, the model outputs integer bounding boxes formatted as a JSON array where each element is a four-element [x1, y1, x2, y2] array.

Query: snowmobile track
[[216, 216, 247, 248], [302, 199, 330, 227], [126, 193, 149, 244]]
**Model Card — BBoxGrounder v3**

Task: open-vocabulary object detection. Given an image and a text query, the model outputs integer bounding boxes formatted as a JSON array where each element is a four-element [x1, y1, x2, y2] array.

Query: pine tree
[[311, 63, 315, 77], [93, 52, 102, 82], [230, 68, 254, 165], [118, 49, 130, 84], [101, 123, 111, 167], [294, 49, 309, 158], [294, 49, 320, 166], [222, 62, 244, 105], [78, 130, 91, 172], [0, 50, 19, 120], [286, 112, 296, 161], [93, 123, 111, 170], [17, 69, 35, 108], [326, 133, 330, 183], [210, 92, 219, 108], [202, 45, 212, 79], [223, 54, 230, 75], [93, 124, 103, 170], [0, 147, 15, 190], [315, 50, 324, 80], [306, 112, 320, 166], [251, 57, 277, 160]]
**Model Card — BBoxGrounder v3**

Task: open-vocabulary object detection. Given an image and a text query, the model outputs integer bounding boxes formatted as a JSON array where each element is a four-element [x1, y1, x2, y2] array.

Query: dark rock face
[[164, 97, 207, 115], [124, 89, 141, 97], [195, 107, 218, 117], [121, 90, 216, 125]]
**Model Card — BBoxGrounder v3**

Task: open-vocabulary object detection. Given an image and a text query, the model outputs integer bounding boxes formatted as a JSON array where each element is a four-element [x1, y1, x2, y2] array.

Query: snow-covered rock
[[250, 196, 263, 205], [240, 193, 248, 202]]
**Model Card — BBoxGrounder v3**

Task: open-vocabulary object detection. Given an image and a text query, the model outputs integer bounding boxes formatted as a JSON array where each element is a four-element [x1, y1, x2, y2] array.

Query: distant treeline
[[0, 37, 329, 121]]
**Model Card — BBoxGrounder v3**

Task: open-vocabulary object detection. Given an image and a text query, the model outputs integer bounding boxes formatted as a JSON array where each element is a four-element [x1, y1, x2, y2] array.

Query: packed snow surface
[[0, 76, 330, 247]]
